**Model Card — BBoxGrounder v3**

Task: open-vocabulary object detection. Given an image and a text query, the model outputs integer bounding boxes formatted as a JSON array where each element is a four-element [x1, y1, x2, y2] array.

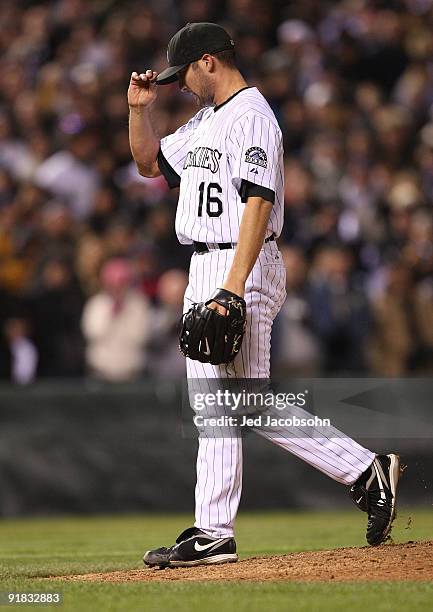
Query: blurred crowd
[[0, 0, 432, 383]]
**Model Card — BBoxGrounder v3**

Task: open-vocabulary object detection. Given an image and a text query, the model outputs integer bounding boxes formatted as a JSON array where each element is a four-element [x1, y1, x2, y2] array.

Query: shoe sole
[[370, 453, 402, 546], [144, 553, 239, 568]]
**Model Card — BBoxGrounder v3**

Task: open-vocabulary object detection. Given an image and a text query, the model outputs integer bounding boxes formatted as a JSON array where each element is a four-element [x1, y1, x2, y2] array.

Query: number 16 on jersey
[[198, 182, 223, 217]]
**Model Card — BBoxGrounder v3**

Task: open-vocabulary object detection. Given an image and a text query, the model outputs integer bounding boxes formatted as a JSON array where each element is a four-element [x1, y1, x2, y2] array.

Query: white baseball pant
[[184, 241, 375, 537]]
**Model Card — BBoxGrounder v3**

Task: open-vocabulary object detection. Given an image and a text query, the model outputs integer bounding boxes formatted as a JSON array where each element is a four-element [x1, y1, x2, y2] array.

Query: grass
[[0, 509, 432, 611]]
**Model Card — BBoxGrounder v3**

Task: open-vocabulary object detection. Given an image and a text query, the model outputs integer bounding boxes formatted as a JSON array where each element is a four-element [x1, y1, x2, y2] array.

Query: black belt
[[193, 233, 275, 254]]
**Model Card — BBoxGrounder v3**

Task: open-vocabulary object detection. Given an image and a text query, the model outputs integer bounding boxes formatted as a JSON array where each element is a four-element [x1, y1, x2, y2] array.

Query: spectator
[[368, 262, 433, 376], [308, 245, 370, 373], [3, 317, 38, 385], [273, 246, 321, 376], [34, 129, 100, 220], [75, 233, 106, 296], [81, 258, 150, 381], [147, 269, 188, 379], [28, 257, 84, 377]]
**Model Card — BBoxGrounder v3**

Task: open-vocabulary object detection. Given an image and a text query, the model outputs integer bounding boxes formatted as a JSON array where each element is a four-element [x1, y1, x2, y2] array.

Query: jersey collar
[[213, 86, 252, 112]]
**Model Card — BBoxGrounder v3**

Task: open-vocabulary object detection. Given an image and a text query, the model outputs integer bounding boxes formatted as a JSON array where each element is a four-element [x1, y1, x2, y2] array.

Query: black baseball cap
[[156, 22, 235, 85]]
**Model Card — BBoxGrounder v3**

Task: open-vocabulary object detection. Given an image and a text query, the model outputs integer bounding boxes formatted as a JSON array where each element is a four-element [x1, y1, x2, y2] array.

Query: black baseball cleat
[[143, 526, 238, 568], [349, 454, 403, 546]]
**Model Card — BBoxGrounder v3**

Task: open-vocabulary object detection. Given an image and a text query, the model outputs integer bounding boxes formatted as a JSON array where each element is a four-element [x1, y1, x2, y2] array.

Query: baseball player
[[128, 22, 401, 568]]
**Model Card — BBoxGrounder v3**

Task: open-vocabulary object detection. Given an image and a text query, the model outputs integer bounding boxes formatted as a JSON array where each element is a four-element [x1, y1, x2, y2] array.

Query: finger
[[146, 70, 158, 83], [207, 302, 227, 315]]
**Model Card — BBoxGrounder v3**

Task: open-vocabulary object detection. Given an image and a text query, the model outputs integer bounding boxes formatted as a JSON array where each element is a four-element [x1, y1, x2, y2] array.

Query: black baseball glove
[[179, 288, 247, 365]]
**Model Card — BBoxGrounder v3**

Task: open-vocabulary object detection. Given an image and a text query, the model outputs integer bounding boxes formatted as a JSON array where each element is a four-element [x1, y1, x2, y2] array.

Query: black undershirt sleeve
[[157, 147, 181, 189], [239, 179, 275, 204]]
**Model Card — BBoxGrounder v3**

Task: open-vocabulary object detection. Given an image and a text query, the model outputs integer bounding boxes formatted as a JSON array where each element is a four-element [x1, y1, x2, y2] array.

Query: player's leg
[[253, 401, 375, 484], [143, 251, 243, 567], [242, 251, 401, 545], [247, 295, 376, 484], [183, 249, 246, 538], [186, 355, 243, 538], [253, 409, 401, 545]]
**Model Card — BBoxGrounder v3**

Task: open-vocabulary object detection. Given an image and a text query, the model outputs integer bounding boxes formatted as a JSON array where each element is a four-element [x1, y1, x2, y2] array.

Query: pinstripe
[[216, 436, 224, 526], [226, 437, 233, 525], [256, 263, 262, 376], [247, 265, 254, 376], [208, 439, 216, 528], [208, 112, 223, 242]]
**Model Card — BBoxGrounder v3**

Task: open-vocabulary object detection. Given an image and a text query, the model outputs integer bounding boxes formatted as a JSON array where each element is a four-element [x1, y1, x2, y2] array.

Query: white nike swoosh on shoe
[[373, 462, 387, 501], [194, 538, 230, 552]]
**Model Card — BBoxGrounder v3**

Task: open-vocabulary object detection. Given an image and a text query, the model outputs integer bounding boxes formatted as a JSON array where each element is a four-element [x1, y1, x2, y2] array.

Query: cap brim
[[156, 64, 188, 85]]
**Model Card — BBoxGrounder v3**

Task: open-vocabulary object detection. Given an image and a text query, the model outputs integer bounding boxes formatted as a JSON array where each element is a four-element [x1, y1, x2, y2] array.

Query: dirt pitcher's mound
[[61, 540, 433, 583]]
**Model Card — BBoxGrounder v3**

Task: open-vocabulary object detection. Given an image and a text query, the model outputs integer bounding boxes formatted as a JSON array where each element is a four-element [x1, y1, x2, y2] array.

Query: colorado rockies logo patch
[[245, 146, 267, 168]]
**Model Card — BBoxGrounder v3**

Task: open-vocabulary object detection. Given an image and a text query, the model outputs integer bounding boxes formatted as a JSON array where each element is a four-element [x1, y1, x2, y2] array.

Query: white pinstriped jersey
[[159, 87, 284, 244]]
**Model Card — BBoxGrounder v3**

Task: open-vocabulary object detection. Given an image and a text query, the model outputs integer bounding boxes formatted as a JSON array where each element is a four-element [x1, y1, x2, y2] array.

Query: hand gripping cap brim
[[156, 63, 189, 85]]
